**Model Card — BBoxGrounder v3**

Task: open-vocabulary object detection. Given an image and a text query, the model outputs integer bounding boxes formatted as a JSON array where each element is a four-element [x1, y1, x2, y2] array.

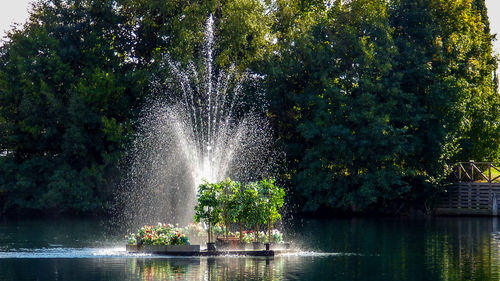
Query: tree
[[264, 0, 499, 213], [389, 0, 500, 197], [0, 0, 145, 214], [194, 180, 223, 244], [118, 0, 273, 69], [233, 180, 255, 241], [1, 0, 498, 216], [0, 0, 275, 215], [219, 178, 239, 239], [257, 178, 285, 242], [266, 0, 413, 212]]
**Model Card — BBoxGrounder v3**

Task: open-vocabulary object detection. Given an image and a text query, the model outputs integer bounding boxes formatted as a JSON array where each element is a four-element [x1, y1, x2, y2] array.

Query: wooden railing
[[450, 162, 500, 184], [435, 162, 500, 215]]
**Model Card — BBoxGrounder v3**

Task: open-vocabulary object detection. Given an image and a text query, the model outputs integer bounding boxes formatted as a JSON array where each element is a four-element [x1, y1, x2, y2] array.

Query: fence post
[[470, 161, 474, 181], [489, 163, 492, 183]]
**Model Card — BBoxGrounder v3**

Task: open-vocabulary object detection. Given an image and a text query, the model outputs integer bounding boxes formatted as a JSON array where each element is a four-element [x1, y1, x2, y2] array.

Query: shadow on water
[[2, 217, 500, 280]]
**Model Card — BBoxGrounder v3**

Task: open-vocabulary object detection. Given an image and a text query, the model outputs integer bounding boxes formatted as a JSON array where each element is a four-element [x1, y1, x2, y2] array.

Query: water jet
[[118, 15, 282, 238]]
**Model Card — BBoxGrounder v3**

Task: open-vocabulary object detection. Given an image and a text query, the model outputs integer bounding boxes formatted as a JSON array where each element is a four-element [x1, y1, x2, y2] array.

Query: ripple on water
[[0, 247, 153, 259], [0, 247, 359, 259], [277, 251, 361, 257]]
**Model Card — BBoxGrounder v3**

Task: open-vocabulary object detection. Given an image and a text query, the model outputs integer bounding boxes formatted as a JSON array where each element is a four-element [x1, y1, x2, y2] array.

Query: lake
[[1, 217, 499, 280]]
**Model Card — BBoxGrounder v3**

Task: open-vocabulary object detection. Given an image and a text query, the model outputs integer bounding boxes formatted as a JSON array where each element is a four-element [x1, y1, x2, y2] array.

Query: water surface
[[1, 217, 499, 280]]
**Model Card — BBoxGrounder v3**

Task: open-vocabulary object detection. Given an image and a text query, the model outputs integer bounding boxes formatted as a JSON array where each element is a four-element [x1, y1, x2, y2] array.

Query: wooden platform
[[126, 244, 295, 256], [435, 182, 500, 216], [434, 162, 500, 216], [183, 250, 275, 256], [127, 249, 296, 256]]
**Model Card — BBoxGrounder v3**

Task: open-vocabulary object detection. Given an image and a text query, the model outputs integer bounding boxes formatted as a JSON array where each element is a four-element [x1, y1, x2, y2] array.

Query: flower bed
[[127, 223, 190, 246], [238, 229, 284, 244], [125, 222, 289, 253], [182, 223, 206, 244], [125, 177, 289, 253], [213, 227, 284, 244]]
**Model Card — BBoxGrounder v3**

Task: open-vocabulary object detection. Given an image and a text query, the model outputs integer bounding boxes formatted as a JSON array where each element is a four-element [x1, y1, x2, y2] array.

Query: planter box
[[142, 245, 200, 253], [216, 237, 242, 250], [166, 245, 200, 252], [126, 244, 140, 253]]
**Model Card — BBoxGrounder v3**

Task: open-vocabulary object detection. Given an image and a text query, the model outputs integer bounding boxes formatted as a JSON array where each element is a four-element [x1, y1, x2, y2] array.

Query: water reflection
[[127, 257, 287, 281], [424, 218, 500, 281], [3, 218, 500, 280], [128, 259, 197, 281]]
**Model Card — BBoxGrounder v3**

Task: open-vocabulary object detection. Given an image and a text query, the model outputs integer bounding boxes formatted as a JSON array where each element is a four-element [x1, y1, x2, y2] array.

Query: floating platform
[[126, 245, 294, 256]]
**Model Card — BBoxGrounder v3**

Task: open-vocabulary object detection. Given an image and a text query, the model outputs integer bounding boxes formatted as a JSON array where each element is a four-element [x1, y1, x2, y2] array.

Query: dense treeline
[[267, 0, 499, 213], [0, 0, 498, 215]]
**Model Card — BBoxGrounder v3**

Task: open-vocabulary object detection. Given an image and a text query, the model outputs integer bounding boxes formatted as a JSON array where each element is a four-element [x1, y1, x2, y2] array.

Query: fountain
[[118, 15, 280, 228]]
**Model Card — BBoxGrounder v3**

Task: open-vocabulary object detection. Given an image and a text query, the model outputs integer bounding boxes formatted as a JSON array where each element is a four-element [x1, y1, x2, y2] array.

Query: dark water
[[1, 217, 500, 281]]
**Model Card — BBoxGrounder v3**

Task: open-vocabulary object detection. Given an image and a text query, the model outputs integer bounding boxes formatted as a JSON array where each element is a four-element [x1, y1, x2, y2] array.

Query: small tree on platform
[[195, 178, 286, 244], [194, 180, 222, 244], [258, 179, 285, 243], [220, 178, 240, 239], [245, 181, 267, 242]]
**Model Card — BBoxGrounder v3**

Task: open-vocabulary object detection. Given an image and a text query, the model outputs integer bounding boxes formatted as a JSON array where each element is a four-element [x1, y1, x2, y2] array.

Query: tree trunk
[[256, 224, 260, 242], [225, 218, 229, 239], [268, 221, 271, 243], [207, 225, 210, 243], [239, 222, 242, 242]]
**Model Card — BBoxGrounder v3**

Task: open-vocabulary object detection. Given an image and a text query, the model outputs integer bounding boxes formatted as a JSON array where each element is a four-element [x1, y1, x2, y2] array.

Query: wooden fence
[[435, 162, 500, 216], [450, 162, 500, 183]]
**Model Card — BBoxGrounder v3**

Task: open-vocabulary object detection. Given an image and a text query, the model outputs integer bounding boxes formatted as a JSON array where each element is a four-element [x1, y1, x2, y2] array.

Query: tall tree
[[0, 0, 145, 213], [118, 0, 273, 69], [266, 0, 499, 213], [0, 0, 275, 214], [266, 0, 415, 212], [390, 0, 500, 177]]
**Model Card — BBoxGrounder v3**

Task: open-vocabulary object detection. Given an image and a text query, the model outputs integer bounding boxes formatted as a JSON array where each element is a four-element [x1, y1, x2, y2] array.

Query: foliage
[[118, 0, 273, 69], [233, 179, 258, 239], [127, 233, 137, 245], [264, 0, 499, 213], [258, 178, 285, 225], [239, 181, 265, 236], [258, 178, 285, 241], [238, 229, 283, 244], [181, 223, 206, 242], [0, 0, 272, 215], [240, 179, 285, 241], [0, 0, 147, 214], [266, 0, 413, 212], [219, 178, 240, 238], [194, 178, 286, 242], [128, 223, 190, 246], [0, 0, 498, 216], [194, 180, 223, 243]]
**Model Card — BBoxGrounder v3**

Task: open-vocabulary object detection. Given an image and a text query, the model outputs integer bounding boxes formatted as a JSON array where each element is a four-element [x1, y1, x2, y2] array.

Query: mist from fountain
[[118, 15, 279, 227]]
